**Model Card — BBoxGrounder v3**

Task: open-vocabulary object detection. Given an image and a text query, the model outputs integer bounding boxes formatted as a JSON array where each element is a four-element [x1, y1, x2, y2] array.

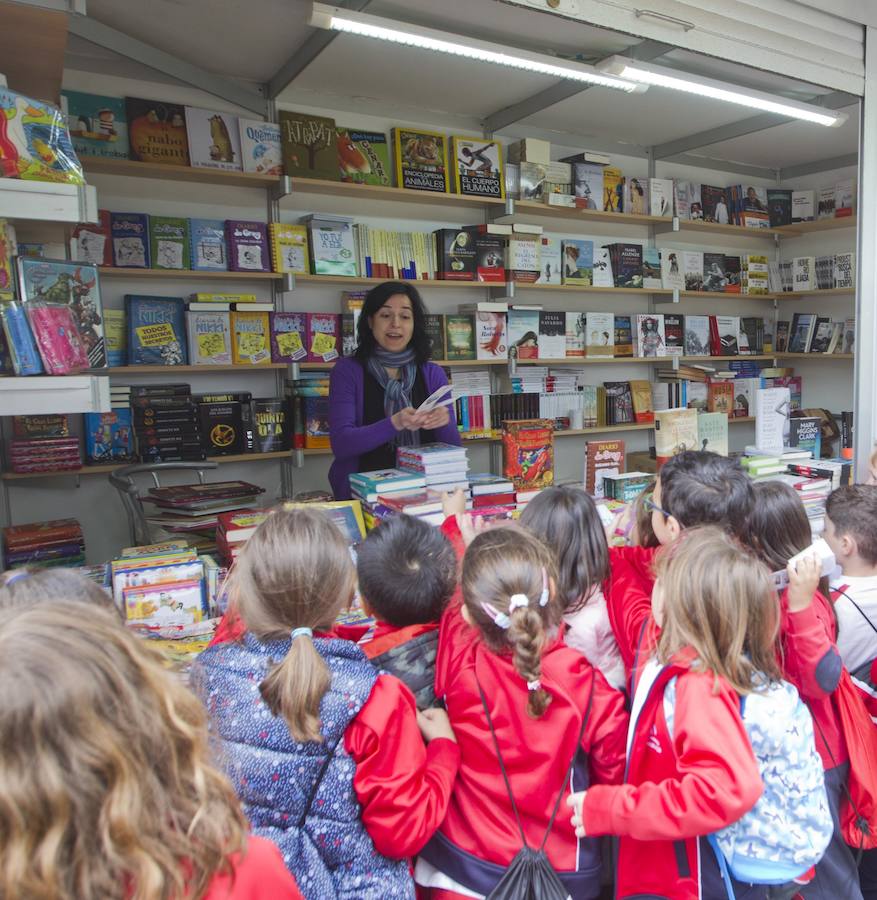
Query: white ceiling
[[65, 0, 859, 173]]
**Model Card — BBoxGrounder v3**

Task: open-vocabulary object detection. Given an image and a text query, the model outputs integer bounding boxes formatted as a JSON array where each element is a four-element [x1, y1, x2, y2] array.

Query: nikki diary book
[[186, 310, 232, 365], [125, 295, 187, 366], [125, 97, 190, 165], [270, 312, 307, 363]]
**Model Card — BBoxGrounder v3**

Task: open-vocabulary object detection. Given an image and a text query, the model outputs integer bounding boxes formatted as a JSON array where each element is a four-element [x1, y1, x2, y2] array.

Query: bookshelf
[[79, 156, 279, 190], [774, 217, 857, 236], [97, 267, 281, 281]]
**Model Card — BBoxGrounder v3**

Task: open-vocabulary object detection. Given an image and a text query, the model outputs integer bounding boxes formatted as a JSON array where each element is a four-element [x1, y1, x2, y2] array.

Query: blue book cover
[[188, 218, 228, 271], [84, 410, 135, 463], [125, 295, 188, 366], [111, 213, 150, 268], [0, 303, 43, 375]]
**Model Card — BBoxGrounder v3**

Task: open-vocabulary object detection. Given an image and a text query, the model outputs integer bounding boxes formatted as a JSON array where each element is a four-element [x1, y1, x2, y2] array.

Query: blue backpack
[[664, 675, 832, 895]]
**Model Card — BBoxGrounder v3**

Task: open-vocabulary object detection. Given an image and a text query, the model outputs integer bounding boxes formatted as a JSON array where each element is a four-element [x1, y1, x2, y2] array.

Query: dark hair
[[356, 514, 457, 626], [747, 481, 830, 598], [520, 485, 609, 613], [826, 485, 877, 565], [353, 281, 432, 364], [659, 451, 754, 539]]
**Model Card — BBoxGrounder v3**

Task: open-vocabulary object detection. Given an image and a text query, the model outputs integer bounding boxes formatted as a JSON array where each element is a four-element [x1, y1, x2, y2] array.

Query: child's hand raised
[[567, 791, 587, 838], [787, 552, 821, 612], [441, 488, 467, 519], [416, 707, 457, 744]]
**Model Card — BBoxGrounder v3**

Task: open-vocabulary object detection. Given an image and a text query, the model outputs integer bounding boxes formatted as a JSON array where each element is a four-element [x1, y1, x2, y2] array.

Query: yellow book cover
[[231, 310, 271, 365], [104, 308, 126, 365], [190, 292, 257, 303], [269, 222, 309, 274], [603, 167, 625, 213], [392, 127, 449, 193], [282, 499, 366, 544], [451, 136, 505, 199], [629, 380, 654, 423]]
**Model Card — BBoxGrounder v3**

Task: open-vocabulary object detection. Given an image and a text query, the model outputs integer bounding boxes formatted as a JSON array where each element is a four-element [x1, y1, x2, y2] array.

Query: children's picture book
[[268, 223, 309, 275], [445, 314, 476, 360], [508, 310, 539, 360], [572, 163, 602, 209], [84, 410, 134, 463], [254, 398, 291, 452], [306, 312, 340, 364], [591, 248, 613, 287], [238, 118, 283, 175], [538, 311, 565, 360], [188, 219, 228, 271], [125, 295, 187, 366], [697, 411, 729, 456], [149, 216, 190, 270], [17, 258, 106, 368], [392, 127, 449, 192], [104, 308, 125, 367], [602, 167, 624, 212], [278, 111, 338, 180], [584, 440, 624, 498], [26, 303, 89, 374], [682, 314, 710, 355], [635, 314, 665, 358], [62, 91, 129, 160], [642, 248, 662, 289], [270, 311, 307, 363], [125, 97, 189, 165], [0, 303, 43, 375], [337, 127, 391, 185], [655, 408, 699, 466], [451, 136, 504, 198], [231, 310, 271, 365], [561, 239, 593, 284], [225, 220, 270, 273], [186, 310, 231, 365], [303, 215, 357, 276], [184, 107, 242, 171], [475, 312, 508, 361], [660, 248, 685, 291], [585, 312, 614, 358], [111, 212, 150, 268], [502, 420, 554, 490], [70, 210, 112, 267], [536, 236, 562, 285]]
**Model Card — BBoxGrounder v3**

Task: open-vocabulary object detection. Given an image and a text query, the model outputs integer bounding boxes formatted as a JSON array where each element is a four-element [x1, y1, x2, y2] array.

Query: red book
[[502, 419, 554, 490], [473, 491, 515, 507], [3, 518, 82, 550]]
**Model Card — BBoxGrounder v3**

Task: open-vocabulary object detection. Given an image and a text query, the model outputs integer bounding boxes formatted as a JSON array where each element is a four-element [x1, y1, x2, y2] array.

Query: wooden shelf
[[657, 218, 786, 238], [295, 274, 482, 289], [775, 353, 854, 360], [284, 176, 504, 208], [80, 156, 279, 189], [773, 217, 857, 235], [513, 200, 666, 228], [98, 267, 280, 281], [776, 287, 855, 299], [515, 282, 669, 296], [104, 364, 288, 374]]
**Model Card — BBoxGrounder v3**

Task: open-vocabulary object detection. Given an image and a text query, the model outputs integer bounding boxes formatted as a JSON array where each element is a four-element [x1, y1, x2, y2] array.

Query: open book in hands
[[416, 384, 455, 414]]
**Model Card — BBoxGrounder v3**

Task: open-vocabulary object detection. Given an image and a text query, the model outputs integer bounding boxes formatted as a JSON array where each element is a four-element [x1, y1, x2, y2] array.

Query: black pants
[[858, 848, 877, 900]]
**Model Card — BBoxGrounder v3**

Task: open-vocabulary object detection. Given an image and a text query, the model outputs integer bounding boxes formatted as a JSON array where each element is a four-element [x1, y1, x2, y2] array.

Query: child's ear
[[842, 533, 858, 559], [665, 515, 683, 543]]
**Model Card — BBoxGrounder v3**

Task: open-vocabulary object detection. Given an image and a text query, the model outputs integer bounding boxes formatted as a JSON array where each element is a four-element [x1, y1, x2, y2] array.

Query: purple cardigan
[[328, 356, 461, 499]]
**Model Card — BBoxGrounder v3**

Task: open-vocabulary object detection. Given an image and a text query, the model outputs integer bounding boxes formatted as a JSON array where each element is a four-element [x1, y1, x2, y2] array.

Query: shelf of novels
[[294, 274, 482, 289], [773, 217, 858, 236], [79, 156, 279, 190], [0, 450, 295, 482], [96, 267, 281, 282], [102, 364, 291, 374], [513, 283, 778, 301]]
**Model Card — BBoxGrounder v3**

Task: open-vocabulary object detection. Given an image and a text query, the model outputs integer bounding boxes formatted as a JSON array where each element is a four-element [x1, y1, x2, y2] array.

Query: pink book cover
[[27, 304, 89, 374]]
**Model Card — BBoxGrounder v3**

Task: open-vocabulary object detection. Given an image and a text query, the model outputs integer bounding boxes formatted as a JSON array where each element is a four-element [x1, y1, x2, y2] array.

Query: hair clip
[[290, 627, 313, 641], [508, 594, 529, 613], [481, 601, 511, 630], [538, 568, 549, 607], [4, 571, 30, 586], [526, 679, 542, 692]]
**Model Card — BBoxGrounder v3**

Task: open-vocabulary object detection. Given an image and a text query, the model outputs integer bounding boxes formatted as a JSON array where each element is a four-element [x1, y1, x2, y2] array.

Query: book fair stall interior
[[6, 1, 877, 898]]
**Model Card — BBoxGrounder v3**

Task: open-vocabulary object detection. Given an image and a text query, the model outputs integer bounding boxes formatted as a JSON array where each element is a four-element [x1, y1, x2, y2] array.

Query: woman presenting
[[328, 282, 461, 499]]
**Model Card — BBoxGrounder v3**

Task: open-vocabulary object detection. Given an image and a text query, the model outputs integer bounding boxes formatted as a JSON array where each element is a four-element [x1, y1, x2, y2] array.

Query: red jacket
[[582, 648, 763, 900], [203, 836, 302, 899]]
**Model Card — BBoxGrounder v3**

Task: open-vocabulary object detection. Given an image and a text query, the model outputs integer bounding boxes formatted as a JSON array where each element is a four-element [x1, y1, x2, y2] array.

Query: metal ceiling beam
[[267, 0, 374, 100], [482, 38, 675, 134], [780, 153, 859, 180], [661, 153, 776, 180], [68, 15, 267, 116], [652, 91, 856, 160]]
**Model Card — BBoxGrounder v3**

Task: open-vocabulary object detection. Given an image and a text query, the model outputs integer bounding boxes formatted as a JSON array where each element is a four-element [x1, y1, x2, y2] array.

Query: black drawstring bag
[[477, 676, 595, 900]]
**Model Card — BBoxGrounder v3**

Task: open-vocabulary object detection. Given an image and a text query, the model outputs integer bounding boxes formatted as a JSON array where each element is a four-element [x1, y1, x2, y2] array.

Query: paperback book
[[304, 215, 357, 276], [225, 220, 270, 273], [502, 420, 554, 490], [186, 310, 231, 365], [270, 311, 307, 363], [231, 310, 271, 365], [111, 212, 150, 268], [104, 309, 125, 367], [253, 399, 291, 452], [269, 223, 309, 274], [561, 239, 593, 284]]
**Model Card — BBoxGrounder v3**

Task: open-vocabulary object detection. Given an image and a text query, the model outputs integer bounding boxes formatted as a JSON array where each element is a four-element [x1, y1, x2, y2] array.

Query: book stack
[[130, 384, 205, 462], [766, 473, 834, 534], [742, 449, 815, 480], [215, 509, 271, 564], [364, 490, 454, 528], [349, 468, 428, 507], [110, 542, 207, 629], [2, 518, 85, 569], [287, 373, 331, 450], [786, 458, 853, 490], [602, 471, 653, 502], [396, 443, 470, 494], [7, 414, 81, 475], [469, 473, 517, 514]]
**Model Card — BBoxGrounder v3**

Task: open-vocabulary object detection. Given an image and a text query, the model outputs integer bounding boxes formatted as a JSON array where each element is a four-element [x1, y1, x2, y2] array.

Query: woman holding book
[[328, 281, 461, 499]]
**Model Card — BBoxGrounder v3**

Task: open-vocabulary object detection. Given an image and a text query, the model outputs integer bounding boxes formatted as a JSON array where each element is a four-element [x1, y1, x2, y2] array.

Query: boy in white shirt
[[824, 485, 877, 673]]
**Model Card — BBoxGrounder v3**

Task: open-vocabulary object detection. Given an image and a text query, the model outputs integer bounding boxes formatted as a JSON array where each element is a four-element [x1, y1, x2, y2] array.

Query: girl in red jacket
[[568, 526, 778, 900], [747, 481, 861, 900], [0, 602, 302, 900], [416, 524, 628, 899]]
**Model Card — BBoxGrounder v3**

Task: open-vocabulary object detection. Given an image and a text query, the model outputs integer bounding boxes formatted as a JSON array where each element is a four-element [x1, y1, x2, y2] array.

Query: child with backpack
[[568, 526, 832, 900], [0, 603, 303, 900], [748, 480, 862, 900], [354, 512, 458, 708], [415, 525, 628, 899], [192, 507, 461, 899], [520, 484, 626, 690]]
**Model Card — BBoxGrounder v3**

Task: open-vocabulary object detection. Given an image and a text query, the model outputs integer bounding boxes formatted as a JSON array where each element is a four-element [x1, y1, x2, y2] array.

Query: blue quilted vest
[[192, 634, 414, 900]]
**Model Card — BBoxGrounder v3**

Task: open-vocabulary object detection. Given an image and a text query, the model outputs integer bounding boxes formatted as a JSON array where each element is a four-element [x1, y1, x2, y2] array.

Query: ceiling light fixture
[[309, 3, 645, 93], [597, 56, 847, 127]]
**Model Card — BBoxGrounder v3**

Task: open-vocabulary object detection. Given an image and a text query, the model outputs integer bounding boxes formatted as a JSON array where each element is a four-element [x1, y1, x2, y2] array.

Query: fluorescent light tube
[[309, 3, 644, 93], [598, 56, 847, 127]]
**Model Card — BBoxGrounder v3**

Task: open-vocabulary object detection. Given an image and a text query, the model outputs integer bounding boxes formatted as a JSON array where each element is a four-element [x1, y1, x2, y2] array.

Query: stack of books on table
[[1, 518, 85, 569], [131, 383, 205, 463], [397, 443, 470, 494], [742, 447, 814, 479], [349, 469, 429, 528], [468, 473, 518, 522], [215, 508, 271, 564]]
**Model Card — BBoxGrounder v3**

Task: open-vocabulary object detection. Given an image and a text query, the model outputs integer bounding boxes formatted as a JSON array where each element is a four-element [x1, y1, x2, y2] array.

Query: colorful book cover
[[613, 244, 643, 289], [602, 167, 624, 212], [561, 240, 593, 285], [303, 396, 331, 449], [238, 118, 283, 175], [663, 313, 684, 356], [268, 222, 309, 274], [270, 311, 307, 363], [305, 217, 357, 276], [104, 308, 126, 367], [17, 258, 106, 368], [655, 408, 699, 465], [62, 90, 129, 160], [475, 312, 508, 360], [613, 315, 633, 358], [723, 255, 742, 293], [149, 216, 190, 270], [502, 419, 554, 490], [26, 303, 88, 374], [392, 127, 449, 193], [635, 314, 665, 358], [279, 111, 338, 180], [740, 186, 769, 228], [445, 314, 476, 361], [789, 416, 822, 458], [70, 210, 112, 267], [125, 97, 190, 165], [231, 310, 271, 365], [508, 310, 539, 360], [12, 414, 70, 439], [642, 247, 662, 289], [125, 295, 187, 366], [626, 177, 647, 214], [111, 212, 150, 268], [305, 312, 340, 363], [701, 185, 729, 224], [186, 310, 231, 365], [0, 219, 14, 300], [506, 236, 540, 283], [84, 410, 134, 463], [584, 440, 625, 498], [0, 303, 43, 375], [225, 220, 270, 273], [188, 219, 228, 271], [184, 107, 242, 171], [451, 136, 504, 199], [585, 312, 614, 358], [337, 127, 392, 185], [254, 399, 291, 452]]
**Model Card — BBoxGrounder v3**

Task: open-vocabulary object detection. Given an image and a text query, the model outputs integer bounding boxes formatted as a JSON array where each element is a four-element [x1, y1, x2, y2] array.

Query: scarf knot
[[366, 347, 420, 448]]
